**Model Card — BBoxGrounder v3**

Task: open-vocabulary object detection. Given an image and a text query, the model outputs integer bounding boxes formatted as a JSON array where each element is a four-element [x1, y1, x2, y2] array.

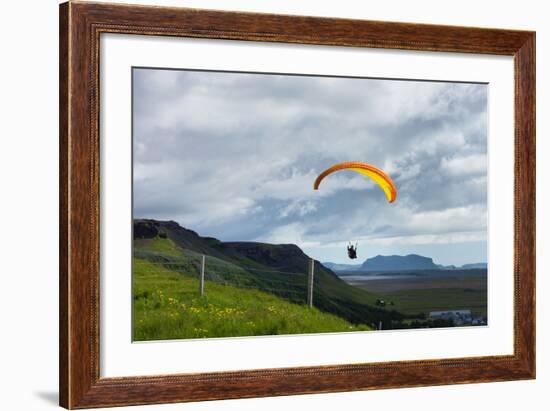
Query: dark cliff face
[[133, 219, 339, 279], [134, 219, 221, 256], [134, 219, 197, 238], [134, 220, 159, 239], [218, 242, 304, 267], [134, 220, 305, 262]]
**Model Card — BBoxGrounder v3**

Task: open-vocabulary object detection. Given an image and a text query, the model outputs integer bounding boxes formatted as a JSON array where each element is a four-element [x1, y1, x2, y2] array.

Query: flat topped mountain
[[361, 254, 438, 272], [323, 255, 488, 273]]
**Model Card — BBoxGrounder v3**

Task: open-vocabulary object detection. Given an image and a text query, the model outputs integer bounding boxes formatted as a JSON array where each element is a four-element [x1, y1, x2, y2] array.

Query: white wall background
[[0, 1, 546, 410]]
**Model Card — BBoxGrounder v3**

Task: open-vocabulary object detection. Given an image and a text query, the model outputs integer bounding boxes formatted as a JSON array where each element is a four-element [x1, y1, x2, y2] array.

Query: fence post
[[200, 255, 205, 296], [307, 258, 315, 308]]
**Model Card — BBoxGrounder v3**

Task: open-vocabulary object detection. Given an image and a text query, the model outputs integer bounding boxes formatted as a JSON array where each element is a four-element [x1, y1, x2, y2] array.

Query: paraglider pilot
[[313, 161, 397, 262], [347, 242, 358, 259]]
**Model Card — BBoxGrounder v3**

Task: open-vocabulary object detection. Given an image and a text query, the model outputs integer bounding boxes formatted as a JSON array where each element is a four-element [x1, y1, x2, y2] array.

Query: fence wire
[[133, 252, 318, 304]]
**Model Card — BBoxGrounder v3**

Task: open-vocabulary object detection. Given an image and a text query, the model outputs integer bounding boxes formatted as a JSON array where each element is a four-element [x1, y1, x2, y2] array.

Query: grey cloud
[[133, 68, 488, 264]]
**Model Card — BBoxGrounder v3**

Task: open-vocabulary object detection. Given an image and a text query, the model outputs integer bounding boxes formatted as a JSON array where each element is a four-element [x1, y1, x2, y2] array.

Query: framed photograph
[[59, 1, 535, 408]]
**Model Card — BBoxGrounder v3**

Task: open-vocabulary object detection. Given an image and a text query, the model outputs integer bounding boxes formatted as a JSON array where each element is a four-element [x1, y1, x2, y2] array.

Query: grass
[[134, 236, 182, 257], [134, 237, 398, 327], [380, 288, 487, 317], [349, 275, 488, 318], [133, 258, 372, 341]]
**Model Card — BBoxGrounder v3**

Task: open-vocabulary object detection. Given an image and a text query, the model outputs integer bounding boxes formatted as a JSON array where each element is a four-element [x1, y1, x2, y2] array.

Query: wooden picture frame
[[59, 1, 535, 408]]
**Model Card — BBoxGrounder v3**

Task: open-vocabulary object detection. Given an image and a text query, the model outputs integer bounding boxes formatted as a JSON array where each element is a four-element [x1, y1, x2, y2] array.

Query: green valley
[[133, 258, 371, 341]]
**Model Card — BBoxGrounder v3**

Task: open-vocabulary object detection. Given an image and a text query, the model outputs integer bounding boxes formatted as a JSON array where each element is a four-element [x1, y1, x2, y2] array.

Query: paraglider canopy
[[313, 162, 397, 259], [313, 161, 397, 203]]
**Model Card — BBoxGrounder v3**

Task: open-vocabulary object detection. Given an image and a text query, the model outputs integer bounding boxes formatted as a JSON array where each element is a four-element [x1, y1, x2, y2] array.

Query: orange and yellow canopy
[[313, 162, 397, 203]]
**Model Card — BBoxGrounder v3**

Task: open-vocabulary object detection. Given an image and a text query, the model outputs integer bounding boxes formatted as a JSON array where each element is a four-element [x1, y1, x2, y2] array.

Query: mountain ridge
[[133, 219, 405, 327], [323, 254, 487, 273]]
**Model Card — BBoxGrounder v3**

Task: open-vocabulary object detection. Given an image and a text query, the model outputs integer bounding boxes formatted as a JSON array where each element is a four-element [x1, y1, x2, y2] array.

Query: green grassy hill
[[134, 219, 407, 328], [133, 258, 371, 341]]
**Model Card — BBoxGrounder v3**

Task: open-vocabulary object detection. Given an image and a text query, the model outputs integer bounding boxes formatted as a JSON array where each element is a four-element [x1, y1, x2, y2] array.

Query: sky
[[133, 68, 488, 266]]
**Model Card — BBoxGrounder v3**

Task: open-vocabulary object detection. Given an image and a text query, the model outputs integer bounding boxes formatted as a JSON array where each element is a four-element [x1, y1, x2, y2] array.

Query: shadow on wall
[[34, 391, 58, 406]]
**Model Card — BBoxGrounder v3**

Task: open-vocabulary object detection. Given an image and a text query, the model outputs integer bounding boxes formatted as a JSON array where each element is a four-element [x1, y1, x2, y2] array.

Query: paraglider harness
[[347, 242, 358, 259]]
